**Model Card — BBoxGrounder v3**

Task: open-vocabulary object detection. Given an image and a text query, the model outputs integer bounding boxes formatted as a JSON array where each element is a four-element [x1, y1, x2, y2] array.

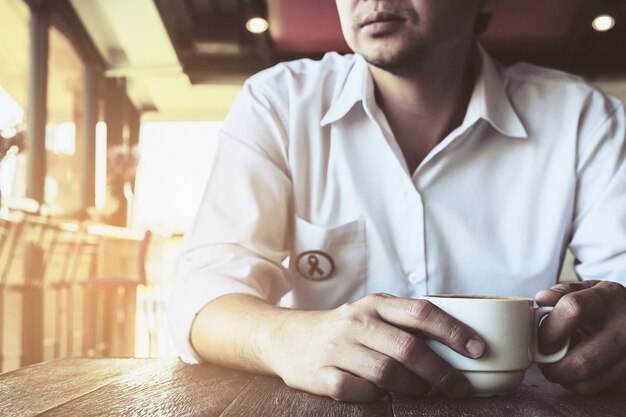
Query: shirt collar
[[467, 43, 528, 139], [321, 44, 528, 140], [320, 55, 369, 127]]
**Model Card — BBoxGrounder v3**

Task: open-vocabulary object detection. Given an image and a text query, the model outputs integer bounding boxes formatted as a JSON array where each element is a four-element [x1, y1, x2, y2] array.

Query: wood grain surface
[[0, 358, 150, 416], [36, 359, 253, 417], [0, 359, 624, 417], [219, 375, 392, 417]]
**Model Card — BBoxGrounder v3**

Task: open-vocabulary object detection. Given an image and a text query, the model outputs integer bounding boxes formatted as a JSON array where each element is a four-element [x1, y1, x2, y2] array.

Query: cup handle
[[533, 306, 570, 364]]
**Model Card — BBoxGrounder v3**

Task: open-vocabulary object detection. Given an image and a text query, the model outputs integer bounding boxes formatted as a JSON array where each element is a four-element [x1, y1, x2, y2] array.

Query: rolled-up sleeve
[[570, 97, 626, 285], [167, 79, 293, 363]]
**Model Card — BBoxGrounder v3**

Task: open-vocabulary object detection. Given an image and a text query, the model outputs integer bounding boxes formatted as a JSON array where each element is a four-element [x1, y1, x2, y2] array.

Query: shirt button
[[406, 192, 419, 203], [408, 272, 420, 284]]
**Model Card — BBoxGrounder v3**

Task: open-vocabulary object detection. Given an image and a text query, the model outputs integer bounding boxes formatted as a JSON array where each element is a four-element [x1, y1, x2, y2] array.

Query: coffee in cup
[[421, 294, 570, 396]]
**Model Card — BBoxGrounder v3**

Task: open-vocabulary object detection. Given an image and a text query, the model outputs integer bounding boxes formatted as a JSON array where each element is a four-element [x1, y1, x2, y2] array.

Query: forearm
[[189, 293, 313, 375], [190, 292, 491, 401]]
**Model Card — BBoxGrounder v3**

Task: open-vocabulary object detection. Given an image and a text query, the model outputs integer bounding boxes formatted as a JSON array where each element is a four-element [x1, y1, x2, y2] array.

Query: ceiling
[[71, 0, 626, 121], [69, 0, 242, 121]]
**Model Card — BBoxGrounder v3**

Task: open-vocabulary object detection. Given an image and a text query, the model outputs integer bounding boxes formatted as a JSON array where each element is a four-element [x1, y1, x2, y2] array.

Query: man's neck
[[369, 42, 477, 173]]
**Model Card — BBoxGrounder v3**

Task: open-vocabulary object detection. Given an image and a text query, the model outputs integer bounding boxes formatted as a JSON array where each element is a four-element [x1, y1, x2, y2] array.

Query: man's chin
[[362, 51, 425, 75], [357, 41, 428, 75]]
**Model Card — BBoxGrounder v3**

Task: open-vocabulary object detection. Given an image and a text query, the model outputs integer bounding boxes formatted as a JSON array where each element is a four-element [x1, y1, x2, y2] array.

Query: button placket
[[406, 191, 419, 203], [405, 189, 427, 287]]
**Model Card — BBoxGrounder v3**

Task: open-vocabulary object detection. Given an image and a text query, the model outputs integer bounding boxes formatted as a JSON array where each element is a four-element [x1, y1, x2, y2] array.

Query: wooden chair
[[0, 214, 23, 372], [67, 229, 100, 357], [3, 215, 49, 368], [41, 221, 81, 361], [3, 215, 83, 367], [0, 215, 24, 285], [89, 229, 152, 358]]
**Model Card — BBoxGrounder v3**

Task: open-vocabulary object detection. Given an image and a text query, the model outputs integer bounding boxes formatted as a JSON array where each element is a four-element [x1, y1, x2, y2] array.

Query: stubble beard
[[361, 39, 430, 77]]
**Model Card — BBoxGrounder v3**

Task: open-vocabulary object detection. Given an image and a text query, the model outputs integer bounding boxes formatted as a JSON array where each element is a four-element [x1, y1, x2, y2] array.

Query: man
[[168, 0, 626, 401]]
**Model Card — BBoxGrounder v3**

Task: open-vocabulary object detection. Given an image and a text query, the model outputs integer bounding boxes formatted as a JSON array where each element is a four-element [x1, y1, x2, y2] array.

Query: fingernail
[[453, 380, 470, 399], [466, 338, 484, 358]]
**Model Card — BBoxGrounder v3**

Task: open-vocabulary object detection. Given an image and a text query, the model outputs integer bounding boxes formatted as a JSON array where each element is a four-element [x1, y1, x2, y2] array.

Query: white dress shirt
[[168, 44, 626, 364]]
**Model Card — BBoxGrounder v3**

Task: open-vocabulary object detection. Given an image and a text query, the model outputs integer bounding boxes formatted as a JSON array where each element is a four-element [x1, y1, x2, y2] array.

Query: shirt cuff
[[167, 274, 266, 364]]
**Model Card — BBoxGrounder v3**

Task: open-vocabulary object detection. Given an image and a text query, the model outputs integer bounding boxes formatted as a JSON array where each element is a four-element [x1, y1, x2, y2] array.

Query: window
[[132, 121, 222, 234], [0, 0, 30, 199], [45, 24, 85, 214]]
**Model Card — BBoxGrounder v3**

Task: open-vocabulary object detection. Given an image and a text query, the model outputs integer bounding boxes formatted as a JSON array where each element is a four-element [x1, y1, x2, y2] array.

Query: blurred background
[[0, 0, 624, 373]]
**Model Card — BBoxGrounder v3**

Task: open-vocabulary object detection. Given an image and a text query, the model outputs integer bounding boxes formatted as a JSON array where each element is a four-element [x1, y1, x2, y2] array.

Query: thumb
[[534, 281, 600, 307]]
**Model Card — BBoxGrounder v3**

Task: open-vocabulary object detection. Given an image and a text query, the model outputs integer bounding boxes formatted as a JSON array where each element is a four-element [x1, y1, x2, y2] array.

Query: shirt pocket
[[289, 216, 368, 309]]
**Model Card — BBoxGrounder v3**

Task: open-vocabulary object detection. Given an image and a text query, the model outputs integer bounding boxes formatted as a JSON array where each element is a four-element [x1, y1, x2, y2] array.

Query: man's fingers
[[535, 281, 601, 307], [334, 344, 430, 398], [538, 282, 610, 353], [371, 295, 485, 359], [394, 341, 470, 399], [335, 296, 473, 399], [540, 326, 622, 384], [352, 320, 469, 398], [319, 367, 386, 402], [559, 356, 626, 395]]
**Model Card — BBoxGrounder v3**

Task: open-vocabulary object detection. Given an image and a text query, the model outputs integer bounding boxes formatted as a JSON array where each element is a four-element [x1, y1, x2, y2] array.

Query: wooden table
[[0, 358, 624, 416]]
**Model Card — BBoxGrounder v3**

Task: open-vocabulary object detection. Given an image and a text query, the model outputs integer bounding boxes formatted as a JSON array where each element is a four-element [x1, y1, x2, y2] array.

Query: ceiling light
[[194, 41, 241, 55], [592, 14, 615, 32], [246, 17, 269, 34]]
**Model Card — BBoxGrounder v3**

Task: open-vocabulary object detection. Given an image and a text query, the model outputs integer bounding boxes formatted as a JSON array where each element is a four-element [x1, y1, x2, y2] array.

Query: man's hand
[[535, 280, 626, 394], [264, 293, 485, 402]]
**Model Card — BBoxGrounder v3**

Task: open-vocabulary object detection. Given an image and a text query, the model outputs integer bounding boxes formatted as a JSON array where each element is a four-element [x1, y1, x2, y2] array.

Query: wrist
[[259, 307, 304, 375], [260, 307, 326, 377]]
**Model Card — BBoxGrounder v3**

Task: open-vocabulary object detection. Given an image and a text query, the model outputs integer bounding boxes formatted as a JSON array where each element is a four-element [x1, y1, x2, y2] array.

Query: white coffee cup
[[422, 295, 570, 396]]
